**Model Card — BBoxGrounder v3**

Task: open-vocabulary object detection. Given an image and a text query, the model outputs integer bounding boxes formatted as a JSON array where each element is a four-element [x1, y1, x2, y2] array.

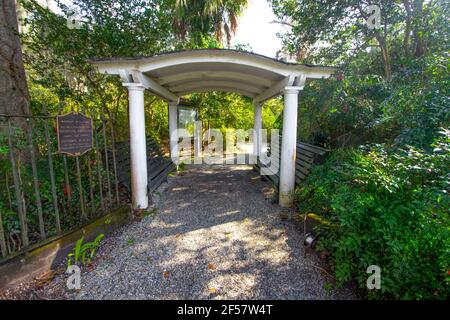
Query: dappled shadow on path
[[71, 164, 356, 300], [136, 164, 354, 299]]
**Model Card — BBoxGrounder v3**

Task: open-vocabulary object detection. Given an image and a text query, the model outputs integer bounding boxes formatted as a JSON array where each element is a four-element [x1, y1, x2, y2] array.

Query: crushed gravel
[[1, 164, 357, 300]]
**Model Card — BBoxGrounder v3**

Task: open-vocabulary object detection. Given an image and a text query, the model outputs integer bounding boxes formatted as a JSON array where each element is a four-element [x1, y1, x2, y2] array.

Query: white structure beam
[[92, 50, 337, 83], [253, 75, 295, 103], [158, 71, 273, 87], [169, 102, 179, 163], [124, 83, 148, 209], [253, 101, 262, 160], [132, 71, 179, 102], [138, 52, 297, 76], [170, 81, 263, 95]]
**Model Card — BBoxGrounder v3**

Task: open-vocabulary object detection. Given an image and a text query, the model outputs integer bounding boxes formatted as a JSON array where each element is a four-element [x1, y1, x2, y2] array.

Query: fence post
[[42, 105, 61, 234], [93, 114, 105, 213], [2, 173, 11, 256], [81, 105, 95, 216], [101, 112, 112, 207], [0, 213, 6, 258], [26, 118, 46, 239], [62, 157, 72, 205], [5, 173, 12, 210], [75, 155, 87, 222], [87, 153, 95, 214], [57, 101, 73, 207], [109, 111, 120, 204], [7, 118, 29, 247]]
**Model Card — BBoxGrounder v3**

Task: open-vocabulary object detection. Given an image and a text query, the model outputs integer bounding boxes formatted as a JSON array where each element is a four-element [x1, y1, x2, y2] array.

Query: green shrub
[[297, 52, 449, 150], [295, 131, 450, 299], [67, 233, 105, 267]]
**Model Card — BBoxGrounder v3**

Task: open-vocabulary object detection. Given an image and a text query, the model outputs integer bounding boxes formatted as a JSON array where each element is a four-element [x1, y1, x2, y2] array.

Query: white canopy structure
[[91, 49, 337, 209]]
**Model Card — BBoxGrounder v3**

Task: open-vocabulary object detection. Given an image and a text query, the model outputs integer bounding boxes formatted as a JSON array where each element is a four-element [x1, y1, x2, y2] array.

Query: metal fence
[[0, 105, 123, 259]]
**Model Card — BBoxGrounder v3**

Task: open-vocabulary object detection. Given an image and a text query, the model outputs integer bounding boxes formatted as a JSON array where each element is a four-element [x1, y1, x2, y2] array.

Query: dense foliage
[[272, 0, 449, 79], [295, 133, 449, 299], [278, 0, 450, 299], [19, 0, 267, 142], [0, 113, 112, 249], [297, 51, 449, 149]]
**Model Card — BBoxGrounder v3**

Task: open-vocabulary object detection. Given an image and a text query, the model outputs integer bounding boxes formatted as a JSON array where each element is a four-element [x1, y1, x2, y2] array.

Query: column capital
[[123, 82, 145, 91], [284, 86, 304, 94]]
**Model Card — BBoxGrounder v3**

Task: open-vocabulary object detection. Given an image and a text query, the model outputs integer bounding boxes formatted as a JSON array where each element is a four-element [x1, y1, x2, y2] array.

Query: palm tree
[[173, 0, 248, 46]]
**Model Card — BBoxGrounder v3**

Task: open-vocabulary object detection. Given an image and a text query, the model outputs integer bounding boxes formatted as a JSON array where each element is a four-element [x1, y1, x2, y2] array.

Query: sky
[[44, 0, 285, 58], [231, 0, 284, 58]]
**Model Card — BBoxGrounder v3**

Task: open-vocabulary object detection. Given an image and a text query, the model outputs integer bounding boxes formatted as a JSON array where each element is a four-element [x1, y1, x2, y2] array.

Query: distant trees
[[271, 0, 448, 80], [16, 0, 259, 141], [270, 0, 449, 149]]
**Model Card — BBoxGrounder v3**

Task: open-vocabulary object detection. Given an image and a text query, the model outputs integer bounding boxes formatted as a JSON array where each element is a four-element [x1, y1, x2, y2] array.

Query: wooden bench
[[109, 139, 176, 201], [255, 140, 329, 189]]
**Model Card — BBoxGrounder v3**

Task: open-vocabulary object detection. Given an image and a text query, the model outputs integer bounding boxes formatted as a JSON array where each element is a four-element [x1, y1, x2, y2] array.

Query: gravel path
[[62, 164, 354, 300], [2, 164, 356, 300]]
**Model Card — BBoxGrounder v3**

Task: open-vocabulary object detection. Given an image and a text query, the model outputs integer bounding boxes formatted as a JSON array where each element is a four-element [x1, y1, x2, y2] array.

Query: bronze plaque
[[57, 113, 93, 156]]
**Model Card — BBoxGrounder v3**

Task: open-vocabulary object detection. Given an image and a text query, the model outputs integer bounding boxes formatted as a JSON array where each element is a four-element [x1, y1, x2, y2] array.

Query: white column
[[279, 86, 301, 207], [253, 101, 262, 160], [168, 102, 179, 163], [124, 83, 148, 209], [194, 120, 202, 160]]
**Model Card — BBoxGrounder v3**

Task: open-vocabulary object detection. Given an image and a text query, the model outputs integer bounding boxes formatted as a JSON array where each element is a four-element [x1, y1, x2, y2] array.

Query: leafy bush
[[297, 51, 449, 150], [294, 131, 450, 299]]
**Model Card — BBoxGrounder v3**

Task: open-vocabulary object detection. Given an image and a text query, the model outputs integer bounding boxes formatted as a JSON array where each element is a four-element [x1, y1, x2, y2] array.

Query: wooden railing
[[110, 139, 175, 198]]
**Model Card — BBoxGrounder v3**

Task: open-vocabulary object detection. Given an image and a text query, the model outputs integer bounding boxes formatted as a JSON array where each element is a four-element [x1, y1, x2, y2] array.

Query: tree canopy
[[18, 0, 262, 142]]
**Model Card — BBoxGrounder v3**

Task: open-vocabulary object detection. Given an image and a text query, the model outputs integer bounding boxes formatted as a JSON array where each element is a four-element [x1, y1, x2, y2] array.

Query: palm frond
[[214, 16, 223, 43], [204, 0, 224, 16], [229, 12, 238, 34], [223, 22, 231, 45]]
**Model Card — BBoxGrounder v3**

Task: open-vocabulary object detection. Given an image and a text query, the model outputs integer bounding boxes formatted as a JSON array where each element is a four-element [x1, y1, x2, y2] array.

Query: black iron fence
[[0, 105, 123, 259]]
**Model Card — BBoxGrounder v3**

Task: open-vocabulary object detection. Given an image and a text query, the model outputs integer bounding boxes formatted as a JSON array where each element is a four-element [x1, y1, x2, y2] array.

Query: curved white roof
[[91, 49, 337, 102]]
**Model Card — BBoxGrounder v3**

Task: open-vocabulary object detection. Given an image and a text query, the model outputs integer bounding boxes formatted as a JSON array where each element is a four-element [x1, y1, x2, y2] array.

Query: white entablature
[[91, 49, 336, 103]]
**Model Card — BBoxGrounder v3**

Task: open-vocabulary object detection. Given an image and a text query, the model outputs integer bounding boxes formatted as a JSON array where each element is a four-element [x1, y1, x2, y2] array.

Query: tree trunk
[[0, 0, 30, 118], [412, 0, 425, 57], [357, 4, 392, 81], [382, 43, 392, 81], [402, 0, 412, 57], [375, 35, 392, 81]]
